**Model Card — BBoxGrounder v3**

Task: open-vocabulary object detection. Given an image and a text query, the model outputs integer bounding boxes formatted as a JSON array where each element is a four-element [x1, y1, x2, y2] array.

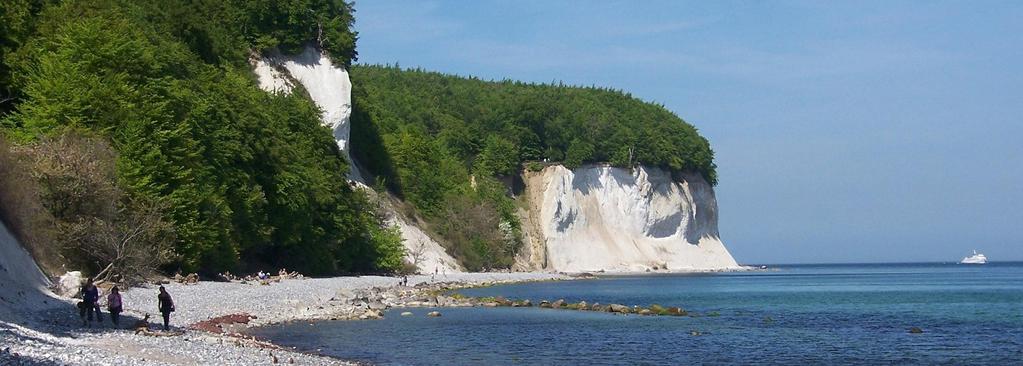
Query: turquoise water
[[251, 263, 1023, 365]]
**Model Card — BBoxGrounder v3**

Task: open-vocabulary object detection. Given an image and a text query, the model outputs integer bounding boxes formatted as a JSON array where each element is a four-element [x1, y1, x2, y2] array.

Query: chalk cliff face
[[253, 47, 737, 273], [0, 222, 56, 319], [252, 46, 363, 182], [516, 165, 740, 272], [252, 47, 461, 274]]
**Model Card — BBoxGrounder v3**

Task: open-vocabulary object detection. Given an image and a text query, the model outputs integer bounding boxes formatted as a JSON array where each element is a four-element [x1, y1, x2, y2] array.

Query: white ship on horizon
[[959, 250, 987, 264]]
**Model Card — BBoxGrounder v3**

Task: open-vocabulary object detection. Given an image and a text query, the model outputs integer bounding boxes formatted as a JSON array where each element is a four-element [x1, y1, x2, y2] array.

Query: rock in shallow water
[[427, 311, 441, 317], [609, 304, 631, 314]]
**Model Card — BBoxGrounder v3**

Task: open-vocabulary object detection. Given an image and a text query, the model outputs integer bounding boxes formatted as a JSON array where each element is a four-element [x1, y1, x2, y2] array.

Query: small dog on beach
[[133, 314, 151, 334]]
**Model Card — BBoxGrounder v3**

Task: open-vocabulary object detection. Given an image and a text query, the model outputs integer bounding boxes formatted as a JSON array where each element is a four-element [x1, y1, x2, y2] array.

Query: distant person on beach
[[107, 286, 123, 326], [157, 286, 175, 330], [79, 278, 101, 326]]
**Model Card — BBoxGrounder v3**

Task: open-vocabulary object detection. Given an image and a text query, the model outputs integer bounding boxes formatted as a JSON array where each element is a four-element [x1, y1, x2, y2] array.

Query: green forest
[[349, 65, 717, 271], [0, 0, 401, 281], [0, 0, 718, 279]]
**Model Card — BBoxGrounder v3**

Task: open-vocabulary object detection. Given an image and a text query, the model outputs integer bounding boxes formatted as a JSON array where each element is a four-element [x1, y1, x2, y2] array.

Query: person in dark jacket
[[157, 286, 175, 330], [80, 278, 101, 326]]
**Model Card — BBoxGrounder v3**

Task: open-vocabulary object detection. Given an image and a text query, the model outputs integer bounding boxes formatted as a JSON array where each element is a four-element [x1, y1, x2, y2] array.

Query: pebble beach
[[0, 272, 567, 365]]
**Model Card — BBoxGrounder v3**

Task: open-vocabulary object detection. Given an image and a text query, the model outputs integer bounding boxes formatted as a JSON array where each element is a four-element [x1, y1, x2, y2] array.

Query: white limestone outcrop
[[253, 47, 461, 274], [252, 47, 737, 274], [0, 222, 60, 320], [517, 165, 741, 272], [252, 46, 362, 182]]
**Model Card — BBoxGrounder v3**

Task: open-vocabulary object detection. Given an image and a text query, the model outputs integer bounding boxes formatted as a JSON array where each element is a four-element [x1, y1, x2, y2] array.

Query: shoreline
[[1, 272, 569, 365], [4, 269, 753, 365]]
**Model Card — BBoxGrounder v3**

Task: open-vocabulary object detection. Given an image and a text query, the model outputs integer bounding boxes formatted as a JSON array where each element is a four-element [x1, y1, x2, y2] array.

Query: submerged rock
[[609, 304, 631, 314], [909, 327, 923, 334], [427, 311, 442, 317], [359, 310, 383, 320]]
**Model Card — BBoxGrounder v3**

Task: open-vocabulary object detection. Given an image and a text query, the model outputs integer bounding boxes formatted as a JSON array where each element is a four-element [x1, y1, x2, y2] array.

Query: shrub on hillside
[[26, 133, 176, 285], [0, 135, 59, 275]]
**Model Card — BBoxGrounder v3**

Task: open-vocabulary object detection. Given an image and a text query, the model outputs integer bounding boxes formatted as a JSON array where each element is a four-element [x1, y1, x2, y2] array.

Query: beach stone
[[427, 311, 442, 317], [609, 304, 631, 314], [334, 289, 355, 301], [552, 299, 566, 308], [368, 301, 387, 310], [909, 327, 923, 334], [539, 300, 552, 308], [495, 296, 513, 306], [512, 299, 533, 307], [577, 301, 589, 310], [55, 271, 83, 298]]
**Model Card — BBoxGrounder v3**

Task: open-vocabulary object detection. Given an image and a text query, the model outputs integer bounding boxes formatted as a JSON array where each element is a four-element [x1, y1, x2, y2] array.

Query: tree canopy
[[350, 65, 718, 270], [0, 0, 399, 276], [351, 65, 717, 187]]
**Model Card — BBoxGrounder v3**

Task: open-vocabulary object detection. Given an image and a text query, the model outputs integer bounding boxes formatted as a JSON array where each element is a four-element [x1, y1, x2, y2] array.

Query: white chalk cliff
[[252, 46, 363, 182], [253, 47, 738, 274], [516, 165, 740, 272], [0, 222, 60, 320], [252, 46, 461, 274]]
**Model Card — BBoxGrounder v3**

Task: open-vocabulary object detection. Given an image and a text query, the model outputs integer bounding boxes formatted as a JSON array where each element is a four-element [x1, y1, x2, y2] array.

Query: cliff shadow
[[570, 164, 639, 195], [349, 89, 402, 195]]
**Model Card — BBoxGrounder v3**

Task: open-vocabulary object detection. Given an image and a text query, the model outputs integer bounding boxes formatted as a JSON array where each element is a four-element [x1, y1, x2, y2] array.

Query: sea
[[249, 263, 1023, 365]]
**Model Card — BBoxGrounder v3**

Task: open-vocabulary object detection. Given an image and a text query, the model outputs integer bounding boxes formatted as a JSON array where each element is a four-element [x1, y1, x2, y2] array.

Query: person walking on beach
[[107, 286, 123, 326], [80, 278, 100, 326], [157, 286, 175, 331]]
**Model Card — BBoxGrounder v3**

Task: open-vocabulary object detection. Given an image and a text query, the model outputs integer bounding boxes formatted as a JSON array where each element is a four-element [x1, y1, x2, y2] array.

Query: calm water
[[251, 263, 1023, 365]]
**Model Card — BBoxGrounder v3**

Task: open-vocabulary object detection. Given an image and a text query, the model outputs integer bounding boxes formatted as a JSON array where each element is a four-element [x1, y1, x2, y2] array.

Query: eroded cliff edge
[[252, 47, 463, 274], [253, 47, 739, 274], [515, 165, 740, 272]]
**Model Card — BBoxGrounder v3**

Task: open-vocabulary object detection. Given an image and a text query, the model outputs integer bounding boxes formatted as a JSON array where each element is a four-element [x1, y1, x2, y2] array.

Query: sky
[[351, 0, 1023, 264]]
